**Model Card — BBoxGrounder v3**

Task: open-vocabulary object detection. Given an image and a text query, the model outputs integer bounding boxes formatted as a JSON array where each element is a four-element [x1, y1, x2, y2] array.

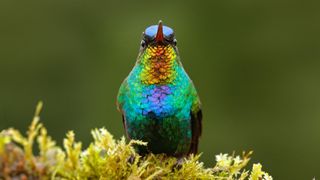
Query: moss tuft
[[0, 102, 272, 179]]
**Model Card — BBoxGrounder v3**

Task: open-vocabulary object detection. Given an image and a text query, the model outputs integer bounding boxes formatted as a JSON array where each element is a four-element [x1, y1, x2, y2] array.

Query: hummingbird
[[117, 21, 202, 157]]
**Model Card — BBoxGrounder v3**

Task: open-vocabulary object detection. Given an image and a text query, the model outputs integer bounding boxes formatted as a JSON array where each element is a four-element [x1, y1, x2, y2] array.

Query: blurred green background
[[0, 0, 319, 179]]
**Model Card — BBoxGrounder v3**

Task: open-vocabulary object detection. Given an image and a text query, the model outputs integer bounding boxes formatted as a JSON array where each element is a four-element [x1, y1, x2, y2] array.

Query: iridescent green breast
[[117, 33, 201, 156], [117, 60, 200, 155]]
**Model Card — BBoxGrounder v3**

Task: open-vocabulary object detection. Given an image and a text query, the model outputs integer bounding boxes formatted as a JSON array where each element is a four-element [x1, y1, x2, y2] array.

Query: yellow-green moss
[[0, 102, 272, 180]]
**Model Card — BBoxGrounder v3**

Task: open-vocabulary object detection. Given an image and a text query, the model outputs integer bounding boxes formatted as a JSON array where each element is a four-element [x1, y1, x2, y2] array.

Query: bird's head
[[141, 20, 177, 48], [138, 21, 178, 62]]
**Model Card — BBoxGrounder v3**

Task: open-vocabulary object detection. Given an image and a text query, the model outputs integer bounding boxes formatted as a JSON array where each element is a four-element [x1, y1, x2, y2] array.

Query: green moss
[[0, 102, 272, 180]]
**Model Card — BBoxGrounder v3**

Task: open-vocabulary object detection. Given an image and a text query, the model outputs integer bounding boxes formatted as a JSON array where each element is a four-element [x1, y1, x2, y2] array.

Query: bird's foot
[[173, 157, 185, 170], [127, 154, 135, 164]]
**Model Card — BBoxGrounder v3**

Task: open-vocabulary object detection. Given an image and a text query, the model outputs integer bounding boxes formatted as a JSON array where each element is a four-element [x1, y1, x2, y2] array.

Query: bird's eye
[[140, 40, 146, 48], [173, 39, 177, 46]]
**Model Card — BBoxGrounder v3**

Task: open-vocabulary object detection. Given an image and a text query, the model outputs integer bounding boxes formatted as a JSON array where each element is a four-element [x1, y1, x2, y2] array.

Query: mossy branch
[[0, 102, 272, 180]]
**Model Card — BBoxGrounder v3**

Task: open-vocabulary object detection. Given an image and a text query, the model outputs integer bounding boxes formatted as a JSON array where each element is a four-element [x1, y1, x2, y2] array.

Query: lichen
[[0, 102, 272, 180]]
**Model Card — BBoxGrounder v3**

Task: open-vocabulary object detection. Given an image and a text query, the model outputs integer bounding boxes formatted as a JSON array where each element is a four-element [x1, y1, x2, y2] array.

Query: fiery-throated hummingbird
[[117, 21, 202, 156]]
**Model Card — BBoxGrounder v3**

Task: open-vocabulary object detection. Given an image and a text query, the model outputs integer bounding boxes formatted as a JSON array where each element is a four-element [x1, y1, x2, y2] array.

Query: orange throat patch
[[140, 45, 177, 85]]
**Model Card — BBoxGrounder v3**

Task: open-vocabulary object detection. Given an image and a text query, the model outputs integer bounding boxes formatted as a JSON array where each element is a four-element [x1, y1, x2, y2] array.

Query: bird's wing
[[187, 81, 202, 155], [188, 108, 202, 155], [117, 79, 130, 139], [121, 113, 131, 139]]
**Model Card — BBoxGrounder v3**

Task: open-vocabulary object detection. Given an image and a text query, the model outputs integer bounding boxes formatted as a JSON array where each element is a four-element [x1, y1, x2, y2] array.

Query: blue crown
[[145, 25, 174, 39]]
